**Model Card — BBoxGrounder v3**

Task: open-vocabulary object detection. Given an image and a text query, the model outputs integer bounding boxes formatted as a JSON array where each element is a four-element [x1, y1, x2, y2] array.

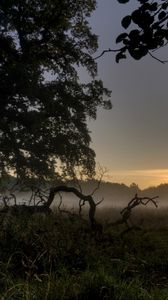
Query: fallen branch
[[45, 185, 99, 229], [109, 193, 159, 229]]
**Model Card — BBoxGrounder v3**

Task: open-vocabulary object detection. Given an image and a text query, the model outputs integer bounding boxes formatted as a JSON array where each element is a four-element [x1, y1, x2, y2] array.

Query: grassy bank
[[1, 209, 168, 299]]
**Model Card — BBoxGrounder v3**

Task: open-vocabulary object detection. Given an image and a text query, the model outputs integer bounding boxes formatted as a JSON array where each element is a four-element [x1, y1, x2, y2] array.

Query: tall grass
[[1, 208, 168, 299]]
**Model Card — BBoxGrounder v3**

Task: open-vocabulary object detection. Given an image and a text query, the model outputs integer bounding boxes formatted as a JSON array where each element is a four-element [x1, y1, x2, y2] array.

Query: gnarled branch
[[45, 185, 98, 228], [110, 193, 159, 229]]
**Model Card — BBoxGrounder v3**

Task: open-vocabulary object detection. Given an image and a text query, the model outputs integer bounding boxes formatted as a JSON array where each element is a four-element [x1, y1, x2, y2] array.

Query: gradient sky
[[81, 0, 168, 188]]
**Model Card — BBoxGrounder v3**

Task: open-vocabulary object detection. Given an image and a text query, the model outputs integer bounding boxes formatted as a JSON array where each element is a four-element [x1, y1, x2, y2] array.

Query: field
[[1, 206, 168, 299]]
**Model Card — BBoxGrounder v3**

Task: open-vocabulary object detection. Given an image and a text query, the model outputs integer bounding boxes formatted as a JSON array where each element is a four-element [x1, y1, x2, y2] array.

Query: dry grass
[[1, 204, 168, 299], [96, 206, 168, 229]]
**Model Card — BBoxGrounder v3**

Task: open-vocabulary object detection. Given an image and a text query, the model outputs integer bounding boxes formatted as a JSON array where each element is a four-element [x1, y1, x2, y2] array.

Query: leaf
[[128, 46, 148, 60], [131, 10, 142, 25], [158, 11, 166, 20], [116, 33, 128, 43], [150, 2, 158, 11], [117, 0, 130, 3], [129, 30, 140, 41], [138, 0, 148, 3], [116, 52, 126, 63], [162, 3, 168, 10], [121, 15, 132, 29], [164, 29, 168, 40]]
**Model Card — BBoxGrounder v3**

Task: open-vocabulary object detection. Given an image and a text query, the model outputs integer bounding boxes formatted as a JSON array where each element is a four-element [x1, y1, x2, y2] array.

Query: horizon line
[[103, 168, 168, 189]]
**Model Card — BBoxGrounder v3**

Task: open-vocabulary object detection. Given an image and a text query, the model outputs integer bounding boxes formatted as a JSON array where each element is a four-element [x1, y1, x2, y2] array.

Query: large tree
[[0, 0, 111, 180]]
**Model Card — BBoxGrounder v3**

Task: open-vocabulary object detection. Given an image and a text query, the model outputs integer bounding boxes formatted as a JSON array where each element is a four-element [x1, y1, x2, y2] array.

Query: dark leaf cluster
[[116, 0, 168, 62]]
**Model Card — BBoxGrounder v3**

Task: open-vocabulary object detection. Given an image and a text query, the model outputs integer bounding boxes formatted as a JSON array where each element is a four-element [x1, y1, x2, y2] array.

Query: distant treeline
[[67, 180, 168, 206]]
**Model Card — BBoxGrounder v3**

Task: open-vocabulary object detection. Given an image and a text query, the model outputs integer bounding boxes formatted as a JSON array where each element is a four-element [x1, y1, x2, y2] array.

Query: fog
[[2, 181, 168, 210]]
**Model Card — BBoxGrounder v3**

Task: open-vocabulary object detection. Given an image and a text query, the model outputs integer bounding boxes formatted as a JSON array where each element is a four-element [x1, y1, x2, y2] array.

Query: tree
[[0, 0, 111, 180], [130, 182, 140, 194], [116, 0, 168, 63]]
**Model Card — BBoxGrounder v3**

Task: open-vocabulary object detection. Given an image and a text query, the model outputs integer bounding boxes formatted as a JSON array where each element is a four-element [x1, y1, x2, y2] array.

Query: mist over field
[[2, 180, 168, 230], [2, 180, 168, 209]]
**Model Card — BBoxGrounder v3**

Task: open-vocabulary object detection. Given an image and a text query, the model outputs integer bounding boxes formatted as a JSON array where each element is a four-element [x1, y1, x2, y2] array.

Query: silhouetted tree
[[130, 182, 140, 194], [0, 0, 111, 180]]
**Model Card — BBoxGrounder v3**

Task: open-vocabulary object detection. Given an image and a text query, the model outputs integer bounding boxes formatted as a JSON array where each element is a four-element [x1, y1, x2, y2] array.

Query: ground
[[0, 207, 168, 299]]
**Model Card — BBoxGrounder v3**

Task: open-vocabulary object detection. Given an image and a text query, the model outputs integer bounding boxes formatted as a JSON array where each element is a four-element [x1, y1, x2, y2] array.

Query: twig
[[28, 188, 35, 206], [95, 197, 104, 206], [140, 196, 159, 207], [58, 192, 63, 212], [91, 165, 107, 196], [79, 198, 85, 216], [10, 193, 17, 205], [148, 51, 168, 64], [94, 48, 123, 59]]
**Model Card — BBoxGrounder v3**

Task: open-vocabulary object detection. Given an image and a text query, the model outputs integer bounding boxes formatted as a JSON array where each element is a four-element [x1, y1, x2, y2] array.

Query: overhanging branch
[[94, 48, 123, 60], [148, 51, 168, 64]]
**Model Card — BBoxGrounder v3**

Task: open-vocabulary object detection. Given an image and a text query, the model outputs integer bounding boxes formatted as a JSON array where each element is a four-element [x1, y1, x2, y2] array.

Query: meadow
[[1, 205, 168, 299]]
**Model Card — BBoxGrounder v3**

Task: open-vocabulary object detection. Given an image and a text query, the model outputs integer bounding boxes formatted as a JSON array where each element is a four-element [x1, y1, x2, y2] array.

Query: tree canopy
[[116, 0, 168, 63], [0, 0, 111, 180]]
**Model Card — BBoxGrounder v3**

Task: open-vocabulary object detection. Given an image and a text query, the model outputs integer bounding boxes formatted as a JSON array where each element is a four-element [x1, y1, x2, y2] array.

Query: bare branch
[[28, 188, 35, 206], [28, 188, 49, 207], [1, 195, 8, 207], [79, 198, 85, 216], [70, 168, 83, 193], [58, 192, 63, 212], [152, 41, 168, 52], [9, 193, 17, 205], [46, 185, 100, 228], [94, 48, 123, 60], [91, 165, 107, 196], [94, 46, 168, 64], [148, 51, 168, 64], [95, 197, 104, 206], [91, 173, 103, 196], [140, 196, 158, 208], [110, 194, 159, 229]]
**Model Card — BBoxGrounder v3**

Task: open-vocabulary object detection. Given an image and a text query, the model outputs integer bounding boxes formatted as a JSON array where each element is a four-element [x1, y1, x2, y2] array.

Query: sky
[[81, 0, 168, 189]]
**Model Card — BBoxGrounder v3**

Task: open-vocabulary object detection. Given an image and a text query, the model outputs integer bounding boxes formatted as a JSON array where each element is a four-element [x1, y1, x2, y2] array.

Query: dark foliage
[[116, 0, 168, 62], [0, 0, 111, 179]]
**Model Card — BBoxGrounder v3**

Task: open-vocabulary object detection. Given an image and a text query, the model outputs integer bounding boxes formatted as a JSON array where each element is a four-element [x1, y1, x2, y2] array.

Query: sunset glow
[[87, 1, 168, 190], [104, 169, 168, 189]]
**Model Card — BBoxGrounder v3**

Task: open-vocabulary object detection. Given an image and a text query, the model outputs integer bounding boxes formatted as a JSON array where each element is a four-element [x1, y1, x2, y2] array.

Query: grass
[[1, 207, 168, 299]]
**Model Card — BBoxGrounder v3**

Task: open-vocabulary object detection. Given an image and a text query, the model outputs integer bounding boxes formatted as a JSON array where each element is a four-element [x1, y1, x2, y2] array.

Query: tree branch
[[91, 166, 107, 196], [109, 194, 159, 229], [94, 48, 123, 59], [45, 185, 98, 228], [148, 51, 168, 64]]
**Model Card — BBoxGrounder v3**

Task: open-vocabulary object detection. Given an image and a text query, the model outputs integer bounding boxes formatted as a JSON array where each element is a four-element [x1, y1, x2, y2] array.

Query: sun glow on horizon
[[103, 169, 168, 189]]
